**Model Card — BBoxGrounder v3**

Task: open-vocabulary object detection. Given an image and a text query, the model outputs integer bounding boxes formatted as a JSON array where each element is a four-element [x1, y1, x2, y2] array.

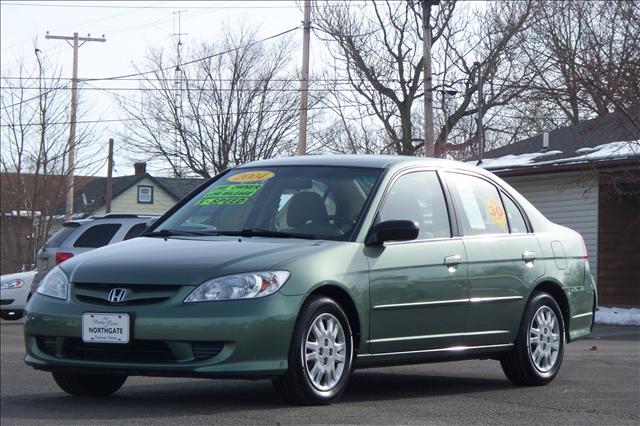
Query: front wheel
[[501, 292, 565, 386], [52, 372, 127, 396], [273, 296, 353, 405]]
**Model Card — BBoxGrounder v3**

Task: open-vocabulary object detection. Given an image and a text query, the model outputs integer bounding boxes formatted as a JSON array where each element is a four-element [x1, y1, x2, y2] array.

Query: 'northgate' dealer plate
[[82, 313, 130, 344]]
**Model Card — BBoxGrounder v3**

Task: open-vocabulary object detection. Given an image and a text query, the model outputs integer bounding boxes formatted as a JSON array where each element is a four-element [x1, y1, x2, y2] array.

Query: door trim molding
[[367, 330, 510, 344], [372, 295, 523, 311]]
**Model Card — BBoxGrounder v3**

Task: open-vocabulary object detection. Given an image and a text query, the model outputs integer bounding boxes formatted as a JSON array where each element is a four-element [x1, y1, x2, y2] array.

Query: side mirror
[[365, 220, 419, 246]]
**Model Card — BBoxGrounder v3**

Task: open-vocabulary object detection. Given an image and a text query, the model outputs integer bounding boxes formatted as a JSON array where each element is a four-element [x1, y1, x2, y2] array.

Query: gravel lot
[[1, 320, 638, 425]]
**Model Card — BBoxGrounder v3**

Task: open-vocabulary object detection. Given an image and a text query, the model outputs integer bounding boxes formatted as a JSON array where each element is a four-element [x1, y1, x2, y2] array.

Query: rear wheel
[[52, 372, 127, 396], [273, 296, 353, 405], [501, 292, 565, 386]]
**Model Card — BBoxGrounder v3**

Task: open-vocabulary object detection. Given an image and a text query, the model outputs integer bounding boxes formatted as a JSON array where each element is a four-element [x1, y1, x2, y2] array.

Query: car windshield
[[154, 166, 382, 241]]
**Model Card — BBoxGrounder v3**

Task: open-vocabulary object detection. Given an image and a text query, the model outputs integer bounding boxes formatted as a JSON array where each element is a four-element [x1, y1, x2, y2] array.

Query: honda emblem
[[108, 288, 127, 303]]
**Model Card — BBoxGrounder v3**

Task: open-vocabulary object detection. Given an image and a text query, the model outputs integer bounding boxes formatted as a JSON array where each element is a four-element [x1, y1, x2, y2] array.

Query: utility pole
[[45, 32, 105, 221], [422, 0, 438, 157], [297, 0, 311, 156], [105, 138, 114, 214], [173, 11, 187, 177], [475, 61, 485, 162]]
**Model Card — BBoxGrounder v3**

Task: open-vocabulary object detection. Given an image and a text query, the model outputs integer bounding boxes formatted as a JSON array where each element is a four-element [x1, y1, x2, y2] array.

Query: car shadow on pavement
[[0, 371, 513, 421], [342, 371, 511, 403]]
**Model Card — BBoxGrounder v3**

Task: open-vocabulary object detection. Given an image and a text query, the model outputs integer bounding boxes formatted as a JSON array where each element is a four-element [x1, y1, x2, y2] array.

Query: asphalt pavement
[[1, 320, 638, 425]]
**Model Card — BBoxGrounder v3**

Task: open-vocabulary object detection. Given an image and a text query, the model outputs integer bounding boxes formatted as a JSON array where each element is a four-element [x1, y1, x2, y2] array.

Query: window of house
[[378, 171, 451, 239], [446, 173, 509, 236], [73, 224, 122, 248], [123, 222, 148, 240], [138, 186, 153, 204]]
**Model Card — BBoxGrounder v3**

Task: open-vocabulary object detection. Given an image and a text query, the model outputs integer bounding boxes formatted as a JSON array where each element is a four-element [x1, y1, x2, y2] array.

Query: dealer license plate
[[82, 313, 130, 344]]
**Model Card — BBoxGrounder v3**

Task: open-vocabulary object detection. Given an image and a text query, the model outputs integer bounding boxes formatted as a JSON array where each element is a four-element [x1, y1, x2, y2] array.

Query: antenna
[[172, 10, 188, 177]]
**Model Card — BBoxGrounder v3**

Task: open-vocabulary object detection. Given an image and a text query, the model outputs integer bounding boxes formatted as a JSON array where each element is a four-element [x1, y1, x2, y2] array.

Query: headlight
[[184, 271, 290, 302], [1, 279, 24, 290], [37, 267, 69, 300]]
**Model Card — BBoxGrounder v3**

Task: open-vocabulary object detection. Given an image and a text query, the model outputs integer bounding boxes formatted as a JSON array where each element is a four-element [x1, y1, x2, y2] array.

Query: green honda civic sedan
[[24, 155, 596, 404]]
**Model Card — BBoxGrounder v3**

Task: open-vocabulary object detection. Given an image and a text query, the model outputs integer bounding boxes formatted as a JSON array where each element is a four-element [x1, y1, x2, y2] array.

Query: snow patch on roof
[[481, 139, 639, 170], [595, 306, 640, 327], [560, 140, 639, 162], [478, 150, 563, 168]]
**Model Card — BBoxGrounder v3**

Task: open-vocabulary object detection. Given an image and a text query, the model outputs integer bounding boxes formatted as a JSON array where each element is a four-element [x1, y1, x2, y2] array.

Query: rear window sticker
[[486, 198, 507, 230]]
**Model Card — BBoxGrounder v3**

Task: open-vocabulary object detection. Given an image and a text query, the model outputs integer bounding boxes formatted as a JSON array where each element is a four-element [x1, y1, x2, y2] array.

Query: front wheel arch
[[306, 285, 361, 355]]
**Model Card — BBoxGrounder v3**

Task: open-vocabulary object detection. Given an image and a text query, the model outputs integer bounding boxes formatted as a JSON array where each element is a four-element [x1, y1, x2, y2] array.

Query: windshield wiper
[[143, 229, 200, 238], [218, 228, 320, 240]]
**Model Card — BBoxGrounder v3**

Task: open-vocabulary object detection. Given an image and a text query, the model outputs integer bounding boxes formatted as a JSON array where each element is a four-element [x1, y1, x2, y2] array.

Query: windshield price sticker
[[195, 183, 263, 206], [82, 313, 130, 344], [227, 170, 274, 183]]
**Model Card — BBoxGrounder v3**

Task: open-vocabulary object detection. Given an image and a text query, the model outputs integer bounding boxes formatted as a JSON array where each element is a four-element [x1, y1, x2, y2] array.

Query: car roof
[[236, 154, 482, 172], [63, 214, 157, 227]]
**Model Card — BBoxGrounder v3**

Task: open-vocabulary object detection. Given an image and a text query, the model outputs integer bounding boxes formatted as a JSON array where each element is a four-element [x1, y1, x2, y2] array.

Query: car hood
[[60, 236, 335, 286]]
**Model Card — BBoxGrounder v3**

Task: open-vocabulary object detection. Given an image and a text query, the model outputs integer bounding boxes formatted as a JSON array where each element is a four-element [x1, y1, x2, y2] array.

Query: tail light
[[578, 235, 589, 261], [55, 252, 74, 264]]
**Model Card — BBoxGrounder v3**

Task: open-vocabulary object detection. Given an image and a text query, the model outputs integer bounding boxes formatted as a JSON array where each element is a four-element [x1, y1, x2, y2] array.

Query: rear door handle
[[444, 255, 462, 267], [522, 251, 537, 262]]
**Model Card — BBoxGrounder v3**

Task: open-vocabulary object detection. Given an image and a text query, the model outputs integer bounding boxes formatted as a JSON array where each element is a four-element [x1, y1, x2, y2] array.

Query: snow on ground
[[595, 306, 640, 327]]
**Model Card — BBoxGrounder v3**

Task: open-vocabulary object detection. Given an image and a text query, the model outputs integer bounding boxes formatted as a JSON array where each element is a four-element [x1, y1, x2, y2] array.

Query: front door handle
[[522, 251, 537, 263], [444, 255, 462, 267]]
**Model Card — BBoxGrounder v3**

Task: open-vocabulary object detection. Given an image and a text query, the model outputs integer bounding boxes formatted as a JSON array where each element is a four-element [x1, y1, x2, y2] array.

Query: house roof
[[55, 173, 205, 215], [480, 105, 640, 172]]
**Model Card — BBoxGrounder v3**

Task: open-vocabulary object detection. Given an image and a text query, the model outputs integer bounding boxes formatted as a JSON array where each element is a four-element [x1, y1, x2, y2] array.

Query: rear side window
[[44, 226, 77, 247], [123, 223, 148, 240], [378, 171, 450, 239], [446, 173, 508, 236], [73, 224, 121, 248], [502, 193, 528, 233]]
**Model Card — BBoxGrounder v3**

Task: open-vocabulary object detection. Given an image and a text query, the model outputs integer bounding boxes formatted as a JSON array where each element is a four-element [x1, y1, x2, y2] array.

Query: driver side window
[[378, 171, 451, 240]]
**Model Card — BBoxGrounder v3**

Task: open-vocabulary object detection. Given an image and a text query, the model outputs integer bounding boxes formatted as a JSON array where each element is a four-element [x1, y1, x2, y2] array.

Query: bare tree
[[311, 0, 536, 158], [0, 50, 93, 273], [121, 25, 304, 178], [507, 0, 640, 128]]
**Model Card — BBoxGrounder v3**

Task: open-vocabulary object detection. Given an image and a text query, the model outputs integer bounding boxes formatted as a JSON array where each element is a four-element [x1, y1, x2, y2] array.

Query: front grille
[[1, 299, 15, 305], [36, 336, 58, 356], [73, 283, 181, 306], [192, 342, 224, 360], [63, 338, 176, 363]]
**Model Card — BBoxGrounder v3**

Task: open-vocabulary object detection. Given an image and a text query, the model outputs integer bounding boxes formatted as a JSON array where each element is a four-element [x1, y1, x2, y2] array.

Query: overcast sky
[[1, 1, 312, 177]]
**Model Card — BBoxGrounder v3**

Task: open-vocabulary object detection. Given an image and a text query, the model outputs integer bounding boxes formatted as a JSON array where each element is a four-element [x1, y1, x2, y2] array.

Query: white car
[[1, 270, 36, 320]]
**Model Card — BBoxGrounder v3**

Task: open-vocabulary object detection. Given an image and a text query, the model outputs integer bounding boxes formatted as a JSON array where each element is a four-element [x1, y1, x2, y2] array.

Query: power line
[[0, 85, 69, 110], [80, 26, 300, 82], [0, 2, 305, 9], [0, 26, 299, 110]]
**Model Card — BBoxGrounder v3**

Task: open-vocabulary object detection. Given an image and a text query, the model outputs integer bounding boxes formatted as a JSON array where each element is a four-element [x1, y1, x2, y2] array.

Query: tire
[[501, 292, 565, 386], [52, 372, 127, 396], [273, 295, 354, 405]]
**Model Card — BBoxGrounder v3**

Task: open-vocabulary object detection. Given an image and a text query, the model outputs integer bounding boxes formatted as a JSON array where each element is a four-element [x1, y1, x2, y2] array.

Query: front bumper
[[1, 287, 29, 311], [24, 289, 304, 378]]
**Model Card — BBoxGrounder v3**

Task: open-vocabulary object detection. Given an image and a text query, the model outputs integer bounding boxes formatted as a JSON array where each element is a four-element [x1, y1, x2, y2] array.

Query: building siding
[[94, 177, 177, 215], [503, 172, 599, 281]]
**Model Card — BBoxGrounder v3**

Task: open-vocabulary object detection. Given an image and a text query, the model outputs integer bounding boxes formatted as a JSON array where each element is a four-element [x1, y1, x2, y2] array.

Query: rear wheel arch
[[306, 285, 361, 354], [528, 281, 570, 339]]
